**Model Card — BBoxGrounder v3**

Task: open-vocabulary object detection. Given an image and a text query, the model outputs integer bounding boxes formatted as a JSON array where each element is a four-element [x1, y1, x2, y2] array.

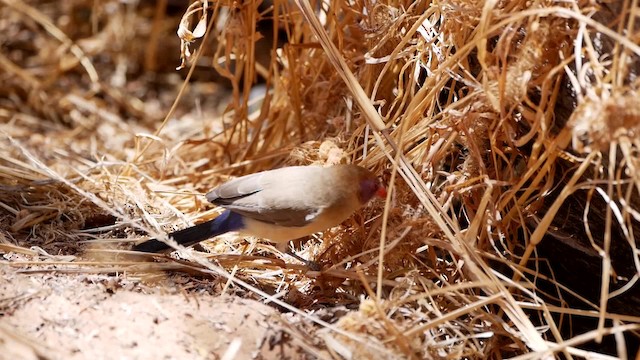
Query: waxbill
[[132, 164, 386, 253]]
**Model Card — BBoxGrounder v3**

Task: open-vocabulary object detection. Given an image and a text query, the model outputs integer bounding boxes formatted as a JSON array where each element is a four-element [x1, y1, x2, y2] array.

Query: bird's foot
[[285, 249, 321, 271]]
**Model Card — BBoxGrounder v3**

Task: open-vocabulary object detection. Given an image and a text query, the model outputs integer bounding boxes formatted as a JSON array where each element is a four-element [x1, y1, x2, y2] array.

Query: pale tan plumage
[[208, 164, 382, 242], [133, 164, 385, 253]]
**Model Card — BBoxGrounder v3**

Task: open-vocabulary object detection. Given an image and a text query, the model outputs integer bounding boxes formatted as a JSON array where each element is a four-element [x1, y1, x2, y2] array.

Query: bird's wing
[[205, 167, 327, 227]]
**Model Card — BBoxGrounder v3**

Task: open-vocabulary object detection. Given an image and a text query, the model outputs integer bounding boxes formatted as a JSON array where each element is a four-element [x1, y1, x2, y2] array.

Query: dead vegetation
[[1, 0, 640, 358]]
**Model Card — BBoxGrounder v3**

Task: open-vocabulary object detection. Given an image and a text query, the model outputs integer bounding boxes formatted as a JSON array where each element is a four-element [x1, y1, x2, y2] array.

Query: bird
[[132, 164, 386, 256]]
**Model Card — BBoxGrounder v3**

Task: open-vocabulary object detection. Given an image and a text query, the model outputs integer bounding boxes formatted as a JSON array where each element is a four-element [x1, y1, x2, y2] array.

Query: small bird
[[132, 164, 386, 255]]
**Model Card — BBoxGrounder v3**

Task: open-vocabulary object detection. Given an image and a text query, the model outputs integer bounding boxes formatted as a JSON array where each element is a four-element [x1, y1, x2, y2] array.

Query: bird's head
[[357, 170, 387, 204]]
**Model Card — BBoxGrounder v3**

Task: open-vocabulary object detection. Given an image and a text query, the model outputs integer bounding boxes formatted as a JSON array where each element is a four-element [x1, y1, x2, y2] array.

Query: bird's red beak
[[376, 186, 387, 198]]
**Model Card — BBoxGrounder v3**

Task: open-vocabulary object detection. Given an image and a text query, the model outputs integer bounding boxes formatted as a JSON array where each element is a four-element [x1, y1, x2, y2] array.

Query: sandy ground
[[0, 261, 319, 360]]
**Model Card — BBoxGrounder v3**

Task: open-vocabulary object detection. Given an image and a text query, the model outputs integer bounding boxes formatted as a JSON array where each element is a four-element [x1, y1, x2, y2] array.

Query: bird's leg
[[286, 249, 322, 271], [276, 241, 321, 271]]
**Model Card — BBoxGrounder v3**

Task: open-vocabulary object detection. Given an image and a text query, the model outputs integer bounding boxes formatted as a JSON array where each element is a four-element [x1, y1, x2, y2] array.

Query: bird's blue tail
[[132, 210, 244, 253]]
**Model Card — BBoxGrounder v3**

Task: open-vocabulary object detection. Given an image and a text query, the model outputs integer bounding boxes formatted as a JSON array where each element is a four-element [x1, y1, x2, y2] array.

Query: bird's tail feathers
[[132, 210, 244, 253]]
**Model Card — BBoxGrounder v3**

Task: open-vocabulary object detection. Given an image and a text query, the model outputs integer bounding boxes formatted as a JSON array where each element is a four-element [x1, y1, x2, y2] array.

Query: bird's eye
[[359, 179, 382, 203]]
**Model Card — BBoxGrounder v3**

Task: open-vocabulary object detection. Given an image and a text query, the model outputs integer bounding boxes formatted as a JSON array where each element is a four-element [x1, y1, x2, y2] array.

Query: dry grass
[[1, 0, 640, 358]]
